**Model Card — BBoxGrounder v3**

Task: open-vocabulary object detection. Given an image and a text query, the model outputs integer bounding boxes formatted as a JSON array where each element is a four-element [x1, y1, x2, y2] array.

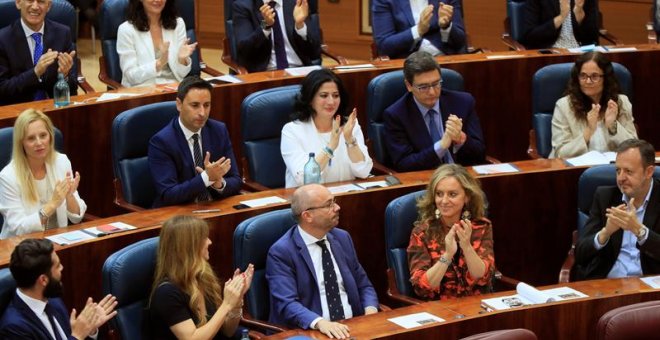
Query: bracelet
[[345, 138, 358, 148], [227, 307, 243, 319], [608, 121, 618, 136], [323, 146, 334, 158], [438, 256, 450, 266]]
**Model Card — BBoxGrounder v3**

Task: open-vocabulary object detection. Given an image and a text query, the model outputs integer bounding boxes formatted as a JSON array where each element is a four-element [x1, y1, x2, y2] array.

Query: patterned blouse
[[407, 218, 495, 300]]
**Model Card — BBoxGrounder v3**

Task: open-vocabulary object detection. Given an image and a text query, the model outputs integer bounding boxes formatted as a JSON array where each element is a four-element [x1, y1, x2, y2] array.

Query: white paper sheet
[[356, 180, 389, 189], [481, 283, 588, 311], [566, 151, 616, 166], [204, 74, 243, 84], [46, 230, 95, 246], [240, 196, 287, 208], [472, 163, 520, 175], [327, 184, 365, 194], [95, 92, 141, 102], [285, 65, 322, 76], [334, 64, 376, 70], [83, 222, 136, 237], [640, 275, 660, 289], [387, 312, 445, 329]]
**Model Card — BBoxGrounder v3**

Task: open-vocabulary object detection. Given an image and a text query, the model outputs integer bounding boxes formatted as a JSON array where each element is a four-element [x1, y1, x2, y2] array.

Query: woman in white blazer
[[281, 69, 373, 188], [117, 0, 197, 87], [550, 51, 637, 159], [0, 109, 86, 239]]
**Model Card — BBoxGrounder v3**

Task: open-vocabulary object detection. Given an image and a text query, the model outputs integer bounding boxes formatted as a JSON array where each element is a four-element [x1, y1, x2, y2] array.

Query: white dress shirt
[[177, 118, 225, 192], [262, 0, 306, 70], [16, 289, 67, 340], [409, 0, 452, 56]]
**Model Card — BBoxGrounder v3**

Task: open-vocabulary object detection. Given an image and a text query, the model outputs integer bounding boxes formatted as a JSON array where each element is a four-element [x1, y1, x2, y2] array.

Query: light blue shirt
[[412, 97, 461, 161], [593, 181, 653, 278]]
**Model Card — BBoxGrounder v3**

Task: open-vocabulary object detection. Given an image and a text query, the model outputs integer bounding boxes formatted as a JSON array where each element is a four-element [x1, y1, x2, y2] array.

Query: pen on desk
[[192, 209, 221, 214]]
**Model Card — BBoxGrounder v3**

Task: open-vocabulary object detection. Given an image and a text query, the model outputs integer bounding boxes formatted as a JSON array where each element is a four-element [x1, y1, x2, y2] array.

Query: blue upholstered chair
[[0, 0, 94, 93], [365, 68, 464, 168], [559, 165, 660, 282], [111, 102, 178, 211], [233, 209, 298, 333], [0, 127, 64, 230], [385, 190, 516, 303], [98, 0, 220, 89], [240, 85, 300, 190], [528, 62, 633, 159], [102, 237, 159, 340], [0, 267, 16, 317]]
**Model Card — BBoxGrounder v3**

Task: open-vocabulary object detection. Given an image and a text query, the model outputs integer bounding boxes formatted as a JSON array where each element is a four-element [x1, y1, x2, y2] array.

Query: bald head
[[291, 184, 327, 219], [291, 184, 340, 238]]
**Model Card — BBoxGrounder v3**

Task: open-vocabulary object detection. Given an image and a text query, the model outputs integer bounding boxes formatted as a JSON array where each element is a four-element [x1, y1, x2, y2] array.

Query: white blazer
[[117, 17, 192, 87], [281, 119, 373, 188], [0, 153, 87, 239]]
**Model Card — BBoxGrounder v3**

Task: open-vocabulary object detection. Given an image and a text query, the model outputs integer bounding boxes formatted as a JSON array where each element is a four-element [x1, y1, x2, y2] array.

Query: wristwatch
[[636, 226, 647, 241], [38, 208, 48, 228], [260, 20, 273, 30], [438, 256, 450, 266]]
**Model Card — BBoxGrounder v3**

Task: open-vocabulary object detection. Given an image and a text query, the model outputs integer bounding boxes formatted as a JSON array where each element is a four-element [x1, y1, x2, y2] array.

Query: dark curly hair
[[291, 68, 350, 125], [126, 0, 179, 32], [566, 51, 621, 122]]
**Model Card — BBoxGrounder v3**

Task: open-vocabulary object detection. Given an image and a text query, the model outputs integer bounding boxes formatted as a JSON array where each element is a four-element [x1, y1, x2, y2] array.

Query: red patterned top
[[407, 218, 495, 300]]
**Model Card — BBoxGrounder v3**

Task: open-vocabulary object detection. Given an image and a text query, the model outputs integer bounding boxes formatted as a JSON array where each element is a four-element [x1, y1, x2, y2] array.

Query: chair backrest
[[597, 300, 660, 340], [461, 328, 537, 340], [99, 0, 201, 85], [506, 0, 527, 43], [224, 0, 239, 64], [0, 0, 77, 42], [0, 127, 64, 229], [577, 164, 660, 236], [366, 68, 464, 166], [384, 190, 425, 298], [233, 209, 297, 322], [240, 85, 300, 188], [0, 267, 16, 317], [111, 102, 178, 209], [531, 62, 633, 158], [102, 237, 159, 340]]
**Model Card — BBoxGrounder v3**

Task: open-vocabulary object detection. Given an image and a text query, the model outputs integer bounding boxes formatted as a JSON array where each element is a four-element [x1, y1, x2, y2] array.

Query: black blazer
[[232, 0, 322, 72], [521, 0, 599, 49], [575, 178, 660, 280], [0, 293, 75, 339], [0, 19, 78, 105]]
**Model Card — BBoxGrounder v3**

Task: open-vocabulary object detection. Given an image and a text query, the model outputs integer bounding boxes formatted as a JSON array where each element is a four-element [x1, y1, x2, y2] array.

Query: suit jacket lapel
[[292, 227, 319, 283], [400, 1, 416, 28], [12, 21, 33, 70], [405, 93, 434, 146], [12, 293, 55, 339], [172, 119, 195, 177], [282, 0, 295, 41], [327, 232, 352, 285], [643, 179, 660, 230]]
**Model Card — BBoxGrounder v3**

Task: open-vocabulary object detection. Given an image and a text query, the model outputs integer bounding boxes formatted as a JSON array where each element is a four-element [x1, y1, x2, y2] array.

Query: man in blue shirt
[[576, 139, 660, 280]]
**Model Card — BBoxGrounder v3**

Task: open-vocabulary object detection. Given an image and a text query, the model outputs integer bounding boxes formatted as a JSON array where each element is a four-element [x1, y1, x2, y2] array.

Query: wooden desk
[[265, 277, 660, 340], [0, 157, 585, 312], [1, 46, 658, 217]]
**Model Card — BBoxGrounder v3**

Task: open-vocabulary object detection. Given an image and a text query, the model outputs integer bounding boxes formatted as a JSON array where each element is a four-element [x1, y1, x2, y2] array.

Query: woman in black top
[[147, 215, 254, 339]]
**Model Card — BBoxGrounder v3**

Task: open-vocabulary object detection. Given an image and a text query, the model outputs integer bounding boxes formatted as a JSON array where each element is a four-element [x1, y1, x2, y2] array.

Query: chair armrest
[[371, 161, 396, 176], [386, 269, 424, 305], [494, 271, 520, 290], [200, 62, 223, 77], [559, 230, 578, 283], [82, 213, 100, 222], [486, 156, 501, 164], [321, 44, 348, 65], [241, 181, 271, 192], [378, 303, 391, 312], [75, 58, 95, 93], [113, 178, 146, 212], [647, 22, 658, 44], [222, 38, 249, 75], [599, 29, 620, 45], [527, 129, 542, 159], [98, 56, 124, 90], [240, 316, 287, 334], [501, 34, 526, 51]]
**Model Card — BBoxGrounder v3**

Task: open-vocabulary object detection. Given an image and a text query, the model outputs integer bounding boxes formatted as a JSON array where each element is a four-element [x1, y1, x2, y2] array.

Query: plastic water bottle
[[240, 329, 249, 340], [53, 73, 70, 108], [303, 152, 321, 184]]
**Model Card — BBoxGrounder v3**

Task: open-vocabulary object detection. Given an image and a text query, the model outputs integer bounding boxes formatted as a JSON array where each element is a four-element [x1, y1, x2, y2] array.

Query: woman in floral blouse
[[407, 164, 495, 300]]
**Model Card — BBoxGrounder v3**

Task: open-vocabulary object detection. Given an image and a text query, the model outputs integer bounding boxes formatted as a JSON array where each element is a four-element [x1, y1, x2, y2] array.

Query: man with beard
[[576, 139, 660, 280], [266, 184, 379, 339], [0, 239, 117, 339]]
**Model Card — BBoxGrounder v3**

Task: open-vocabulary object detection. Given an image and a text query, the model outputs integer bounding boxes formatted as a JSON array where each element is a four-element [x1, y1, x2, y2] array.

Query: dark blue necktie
[[44, 303, 64, 340], [316, 239, 345, 321], [192, 133, 211, 202], [428, 109, 454, 164], [268, 1, 289, 69], [32, 32, 47, 100]]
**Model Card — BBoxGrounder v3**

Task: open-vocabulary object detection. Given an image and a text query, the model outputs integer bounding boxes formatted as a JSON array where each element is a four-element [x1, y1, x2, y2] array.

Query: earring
[[461, 209, 471, 221], [434, 208, 440, 219]]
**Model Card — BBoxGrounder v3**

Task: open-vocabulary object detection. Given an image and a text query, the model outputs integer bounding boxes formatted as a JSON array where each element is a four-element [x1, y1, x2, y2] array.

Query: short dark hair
[[292, 69, 349, 123], [403, 51, 442, 85], [10, 239, 54, 288], [617, 139, 655, 168], [126, 0, 179, 32], [177, 76, 213, 101]]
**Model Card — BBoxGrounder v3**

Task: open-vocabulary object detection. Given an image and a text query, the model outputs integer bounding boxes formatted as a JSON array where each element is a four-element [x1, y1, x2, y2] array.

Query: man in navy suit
[[0, 238, 117, 339], [576, 139, 660, 280], [232, 0, 321, 72], [266, 184, 378, 339], [384, 51, 485, 172], [0, 0, 78, 105], [372, 0, 466, 59], [148, 76, 241, 208]]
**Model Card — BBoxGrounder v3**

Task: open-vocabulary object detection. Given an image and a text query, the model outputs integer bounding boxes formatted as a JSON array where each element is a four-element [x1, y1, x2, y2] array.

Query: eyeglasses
[[578, 73, 604, 83], [23, 0, 49, 6], [305, 198, 337, 212], [412, 79, 443, 93]]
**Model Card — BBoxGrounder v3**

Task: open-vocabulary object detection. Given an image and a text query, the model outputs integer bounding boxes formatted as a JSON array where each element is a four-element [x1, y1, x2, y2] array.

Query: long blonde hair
[[416, 164, 487, 223], [150, 216, 223, 325], [12, 109, 58, 204]]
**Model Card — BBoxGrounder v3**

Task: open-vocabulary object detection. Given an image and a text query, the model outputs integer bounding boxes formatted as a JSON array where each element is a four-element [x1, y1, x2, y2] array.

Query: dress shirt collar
[[412, 95, 440, 119], [298, 225, 327, 246], [621, 179, 654, 212], [16, 288, 47, 317], [178, 117, 203, 141], [21, 18, 45, 38]]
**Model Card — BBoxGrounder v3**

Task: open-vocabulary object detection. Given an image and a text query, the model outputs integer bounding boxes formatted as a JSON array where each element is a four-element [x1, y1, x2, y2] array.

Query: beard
[[43, 274, 63, 298]]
